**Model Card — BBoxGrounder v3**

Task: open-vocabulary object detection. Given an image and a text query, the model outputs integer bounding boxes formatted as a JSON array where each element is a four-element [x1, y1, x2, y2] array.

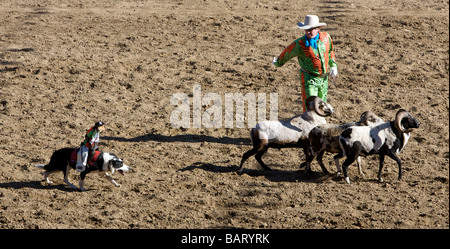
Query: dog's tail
[[35, 164, 46, 170]]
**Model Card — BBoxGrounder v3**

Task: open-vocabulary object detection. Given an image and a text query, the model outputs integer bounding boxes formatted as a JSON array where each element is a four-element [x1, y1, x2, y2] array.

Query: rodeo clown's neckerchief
[[304, 33, 319, 50]]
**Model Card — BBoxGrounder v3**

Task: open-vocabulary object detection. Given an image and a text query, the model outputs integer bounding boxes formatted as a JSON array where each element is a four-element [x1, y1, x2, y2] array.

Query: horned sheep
[[238, 96, 334, 175], [304, 111, 384, 175], [338, 109, 420, 184]]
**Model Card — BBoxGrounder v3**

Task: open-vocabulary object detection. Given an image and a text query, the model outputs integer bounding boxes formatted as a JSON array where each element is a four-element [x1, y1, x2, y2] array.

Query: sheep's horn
[[313, 97, 328, 117], [394, 109, 414, 133]]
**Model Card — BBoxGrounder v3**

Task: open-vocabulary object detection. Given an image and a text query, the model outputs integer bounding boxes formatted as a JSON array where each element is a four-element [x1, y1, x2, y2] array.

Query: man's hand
[[329, 67, 338, 77], [329, 67, 338, 86], [273, 56, 278, 65]]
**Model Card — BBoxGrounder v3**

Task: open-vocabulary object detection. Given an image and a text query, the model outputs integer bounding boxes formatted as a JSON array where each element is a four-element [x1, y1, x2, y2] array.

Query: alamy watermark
[[170, 85, 278, 128]]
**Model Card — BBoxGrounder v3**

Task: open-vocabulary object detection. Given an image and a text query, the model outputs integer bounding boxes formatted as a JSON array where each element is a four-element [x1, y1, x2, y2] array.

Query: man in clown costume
[[273, 15, 338, 112]]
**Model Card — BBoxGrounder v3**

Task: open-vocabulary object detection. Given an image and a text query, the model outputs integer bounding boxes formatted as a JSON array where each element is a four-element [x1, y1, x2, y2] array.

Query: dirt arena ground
[[0, 0, 448, 229]]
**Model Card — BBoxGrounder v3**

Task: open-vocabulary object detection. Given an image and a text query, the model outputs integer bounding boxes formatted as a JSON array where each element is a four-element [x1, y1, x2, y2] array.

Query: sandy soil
[[0, 0, 448, 229]]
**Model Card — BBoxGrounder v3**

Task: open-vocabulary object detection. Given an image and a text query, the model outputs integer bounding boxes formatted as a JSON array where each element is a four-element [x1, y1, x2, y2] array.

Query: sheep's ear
[[360, 111, 379, 126], [305, 96, 316, 111], [359, 111, 369, 125]]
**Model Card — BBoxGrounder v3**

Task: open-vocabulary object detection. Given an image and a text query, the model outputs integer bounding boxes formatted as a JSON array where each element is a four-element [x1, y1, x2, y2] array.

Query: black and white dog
[[36, 147, 130, 191]]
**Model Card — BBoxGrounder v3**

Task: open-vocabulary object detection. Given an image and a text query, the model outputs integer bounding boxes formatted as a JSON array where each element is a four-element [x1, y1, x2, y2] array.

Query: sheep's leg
[[299, 161, 307, 168], [341, 159, 352, 184], [316, 150, 329, 174], [239, 148, 259, 175], [341, 141, 362, 184], [356, 156, 365, 177], [377, 153, 386, 183], [299, 140, 310, 168], [255, 148, 271, 171], [333, 151, 344, 176], [303, 146, 315, 166], [386, 151, 402, 180], [303, 150, 316, 174]]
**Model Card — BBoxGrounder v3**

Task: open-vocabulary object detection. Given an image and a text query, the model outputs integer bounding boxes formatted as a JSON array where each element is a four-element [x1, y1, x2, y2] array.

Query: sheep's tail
[[249, 128, 258, 143]]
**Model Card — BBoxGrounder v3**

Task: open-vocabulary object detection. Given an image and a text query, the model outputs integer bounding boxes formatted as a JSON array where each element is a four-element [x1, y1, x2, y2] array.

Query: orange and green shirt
[[274, 31, 337, 76], [82, 127, 100, 148]]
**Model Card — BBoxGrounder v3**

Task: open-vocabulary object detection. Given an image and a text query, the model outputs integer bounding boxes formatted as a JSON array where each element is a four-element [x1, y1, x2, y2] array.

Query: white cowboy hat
[[297, 15, 327, 30]]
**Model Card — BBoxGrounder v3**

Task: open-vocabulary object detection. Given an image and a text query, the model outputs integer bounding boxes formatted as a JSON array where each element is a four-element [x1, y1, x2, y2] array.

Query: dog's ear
[[112, 160, 124, 168]]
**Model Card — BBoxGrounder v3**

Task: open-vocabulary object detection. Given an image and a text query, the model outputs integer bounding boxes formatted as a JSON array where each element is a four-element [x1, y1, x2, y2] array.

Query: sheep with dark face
[[338, 109, 420, 184], [304, 111, 384, 175], [238, 96, 334, 175]]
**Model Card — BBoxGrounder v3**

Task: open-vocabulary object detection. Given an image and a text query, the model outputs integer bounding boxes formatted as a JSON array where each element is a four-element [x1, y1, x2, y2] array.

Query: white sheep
[[238, 96, 334, 175], [304, 111, 384, 175], [339, 109, 420, 184]]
